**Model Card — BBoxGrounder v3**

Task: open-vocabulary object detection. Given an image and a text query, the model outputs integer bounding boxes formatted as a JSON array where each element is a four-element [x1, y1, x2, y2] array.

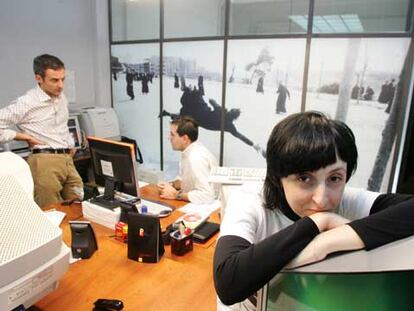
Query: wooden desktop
[[35, 185, 219, 311]]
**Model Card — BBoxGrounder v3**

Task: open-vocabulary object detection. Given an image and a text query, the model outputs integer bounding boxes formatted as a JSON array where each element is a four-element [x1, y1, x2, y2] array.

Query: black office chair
[[120, 136, 143, 164]]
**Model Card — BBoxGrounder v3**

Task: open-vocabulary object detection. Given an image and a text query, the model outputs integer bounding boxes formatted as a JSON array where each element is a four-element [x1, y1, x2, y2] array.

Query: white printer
[[77, 107, 120, 139]]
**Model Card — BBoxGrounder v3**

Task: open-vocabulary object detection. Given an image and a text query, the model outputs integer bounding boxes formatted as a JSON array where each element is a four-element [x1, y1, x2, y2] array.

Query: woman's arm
[[288, 194, 414, 268], [349, 195, 414, 250], [213, 217, 319, 305], [369, 193, 413, 214], [286, 224, 364, 269], [214, 211, 351, 305]]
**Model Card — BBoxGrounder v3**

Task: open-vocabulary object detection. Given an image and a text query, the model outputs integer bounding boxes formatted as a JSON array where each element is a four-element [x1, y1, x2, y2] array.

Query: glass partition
[[164, 0, 226, 38], [110, 0, 160, 41], [313, 0, 411, 33], [229, 0, 309, 35]]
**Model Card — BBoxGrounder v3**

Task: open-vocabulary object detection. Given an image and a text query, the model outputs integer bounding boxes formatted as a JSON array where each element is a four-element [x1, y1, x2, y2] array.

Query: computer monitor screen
[[87, 136, 139, 202], [68, 115, 82, 149]]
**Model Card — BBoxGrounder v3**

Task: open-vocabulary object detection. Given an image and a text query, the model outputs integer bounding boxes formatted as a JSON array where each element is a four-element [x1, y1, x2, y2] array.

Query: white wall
[[0, 0, 111, 109]]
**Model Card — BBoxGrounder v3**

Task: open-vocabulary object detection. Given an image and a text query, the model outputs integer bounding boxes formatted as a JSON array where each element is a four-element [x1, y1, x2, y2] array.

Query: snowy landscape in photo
[[113, 73, 394, 188], [110, 37, 410, 189]]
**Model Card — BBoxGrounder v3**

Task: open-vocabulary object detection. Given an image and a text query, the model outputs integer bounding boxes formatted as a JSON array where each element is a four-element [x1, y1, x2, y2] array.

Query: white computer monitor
[[0, 152, 70, 310]]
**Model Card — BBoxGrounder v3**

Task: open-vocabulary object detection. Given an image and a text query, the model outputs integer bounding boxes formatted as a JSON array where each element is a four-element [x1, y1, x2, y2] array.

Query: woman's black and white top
[[214, 182, 414, 310]]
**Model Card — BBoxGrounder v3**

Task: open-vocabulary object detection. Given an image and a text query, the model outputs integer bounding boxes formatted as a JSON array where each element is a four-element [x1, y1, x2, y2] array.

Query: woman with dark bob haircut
[[213, 111, 414, 310]]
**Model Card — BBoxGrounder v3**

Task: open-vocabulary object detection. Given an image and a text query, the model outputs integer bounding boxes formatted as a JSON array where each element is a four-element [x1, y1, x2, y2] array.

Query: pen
[[179, 221, 186, 236], [173, 231, 181, 239]]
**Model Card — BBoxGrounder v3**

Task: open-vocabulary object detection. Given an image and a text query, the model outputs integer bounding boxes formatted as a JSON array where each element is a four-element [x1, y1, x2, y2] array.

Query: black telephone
[[120, 136, 143, 164]]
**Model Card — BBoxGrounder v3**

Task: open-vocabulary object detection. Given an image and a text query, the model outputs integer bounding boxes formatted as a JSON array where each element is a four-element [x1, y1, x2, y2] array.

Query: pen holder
[[170, 230, 193, 256]]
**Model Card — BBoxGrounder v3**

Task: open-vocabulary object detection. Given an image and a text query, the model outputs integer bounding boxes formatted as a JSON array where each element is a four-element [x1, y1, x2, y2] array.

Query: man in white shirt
[[157, 116, 218, 204], [0, 54, 83, 208]]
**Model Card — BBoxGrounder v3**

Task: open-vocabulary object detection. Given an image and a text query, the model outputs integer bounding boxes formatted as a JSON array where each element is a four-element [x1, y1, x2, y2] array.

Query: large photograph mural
[[109, 37, 411, 190], [224, 38, 306, 167], [160, 41, 224, 180], [111, 43, 161, 171], [306, 38, 411, 189]]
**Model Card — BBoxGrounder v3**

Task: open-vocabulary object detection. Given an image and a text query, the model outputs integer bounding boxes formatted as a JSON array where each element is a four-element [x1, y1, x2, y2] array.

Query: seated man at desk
[[0, 54, 83, 208], [213, 111, 414, 310], [157, 116, 218, 204]]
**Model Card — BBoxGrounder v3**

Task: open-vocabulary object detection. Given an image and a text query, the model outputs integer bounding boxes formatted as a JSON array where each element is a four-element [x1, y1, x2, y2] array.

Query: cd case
[[193, 221, 220, 244]]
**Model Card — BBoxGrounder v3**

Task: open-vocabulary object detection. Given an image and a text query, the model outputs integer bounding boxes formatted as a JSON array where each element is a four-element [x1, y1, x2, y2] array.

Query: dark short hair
[[171, 116, 199, 142], [263, 111, 358, 211], [33, 54, 65, 78]]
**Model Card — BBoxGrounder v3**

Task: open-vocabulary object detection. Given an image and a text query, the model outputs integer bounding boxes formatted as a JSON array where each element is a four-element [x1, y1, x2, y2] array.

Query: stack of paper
[[44, 210, 66, 227], [82, 200, 120, 229], [177, 200, 220, 216], [177, 200, 220, 230]]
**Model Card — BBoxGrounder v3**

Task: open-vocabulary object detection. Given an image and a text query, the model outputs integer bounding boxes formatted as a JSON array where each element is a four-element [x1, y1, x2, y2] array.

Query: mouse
[[94, 298, 124, 310], [158, 209, 172, 217]]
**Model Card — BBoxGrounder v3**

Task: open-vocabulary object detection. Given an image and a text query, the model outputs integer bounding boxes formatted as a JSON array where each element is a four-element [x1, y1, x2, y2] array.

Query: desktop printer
[[77, 107, 120, 139], [0, 152, 70, 310]]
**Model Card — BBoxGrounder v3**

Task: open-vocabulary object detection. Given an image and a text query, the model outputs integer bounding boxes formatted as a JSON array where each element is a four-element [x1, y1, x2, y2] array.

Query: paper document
[[82, 200, 121, 229], [44, 210, 66, 227], [178, 200, 221, 217], [69, 252, 82, 264], [138, 180, 149, 187]]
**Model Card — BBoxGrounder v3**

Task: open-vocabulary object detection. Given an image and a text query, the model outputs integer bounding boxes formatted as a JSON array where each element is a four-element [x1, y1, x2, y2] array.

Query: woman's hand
[[285, 224, 365, 269], [309, 212, 350, 232]]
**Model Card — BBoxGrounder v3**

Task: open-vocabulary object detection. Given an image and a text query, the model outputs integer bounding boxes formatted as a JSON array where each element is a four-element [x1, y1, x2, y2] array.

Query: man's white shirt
[[0, 85, 73, 148]]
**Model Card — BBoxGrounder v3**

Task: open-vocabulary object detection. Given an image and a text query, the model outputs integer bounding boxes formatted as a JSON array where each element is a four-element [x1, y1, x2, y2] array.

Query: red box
[[115, 221, 128, 243]]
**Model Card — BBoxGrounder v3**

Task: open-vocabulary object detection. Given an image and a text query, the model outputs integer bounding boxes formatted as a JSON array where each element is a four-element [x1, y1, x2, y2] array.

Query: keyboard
[[209, 166, 266, 184], [90, 192, 139, 210], [140, 199, 173, 216], [90, 196, 123, 210], [114, 191, 139, 203]]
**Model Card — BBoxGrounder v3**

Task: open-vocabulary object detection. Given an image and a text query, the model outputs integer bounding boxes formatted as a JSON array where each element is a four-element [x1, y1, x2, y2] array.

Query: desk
[[35, 185, 220, 310]]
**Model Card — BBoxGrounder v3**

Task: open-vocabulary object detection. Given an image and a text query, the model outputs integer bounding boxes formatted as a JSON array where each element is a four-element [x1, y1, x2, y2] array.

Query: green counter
[[261, 237, 414, 311], [265, 270, 414, 311]]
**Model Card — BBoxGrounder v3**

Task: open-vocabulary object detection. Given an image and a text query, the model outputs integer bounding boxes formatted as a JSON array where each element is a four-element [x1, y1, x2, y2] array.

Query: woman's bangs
[[279, 137, 338, 176]]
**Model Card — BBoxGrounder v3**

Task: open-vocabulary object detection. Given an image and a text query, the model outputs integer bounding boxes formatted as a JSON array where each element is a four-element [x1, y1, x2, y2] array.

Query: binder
[[193, 221, 220, 244]]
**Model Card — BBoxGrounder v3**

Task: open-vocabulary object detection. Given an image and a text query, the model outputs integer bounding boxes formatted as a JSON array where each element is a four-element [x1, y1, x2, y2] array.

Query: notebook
[[193, 221, 220, 244]]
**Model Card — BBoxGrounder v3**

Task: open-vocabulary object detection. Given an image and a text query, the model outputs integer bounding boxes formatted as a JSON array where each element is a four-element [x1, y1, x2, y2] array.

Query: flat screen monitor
[[87, 136, 140, 205], [68, 115, 82, 149]]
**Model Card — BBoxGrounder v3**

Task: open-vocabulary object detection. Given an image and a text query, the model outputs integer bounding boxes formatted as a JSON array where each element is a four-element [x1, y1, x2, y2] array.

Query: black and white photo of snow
[[110, 37, 410, 188]]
